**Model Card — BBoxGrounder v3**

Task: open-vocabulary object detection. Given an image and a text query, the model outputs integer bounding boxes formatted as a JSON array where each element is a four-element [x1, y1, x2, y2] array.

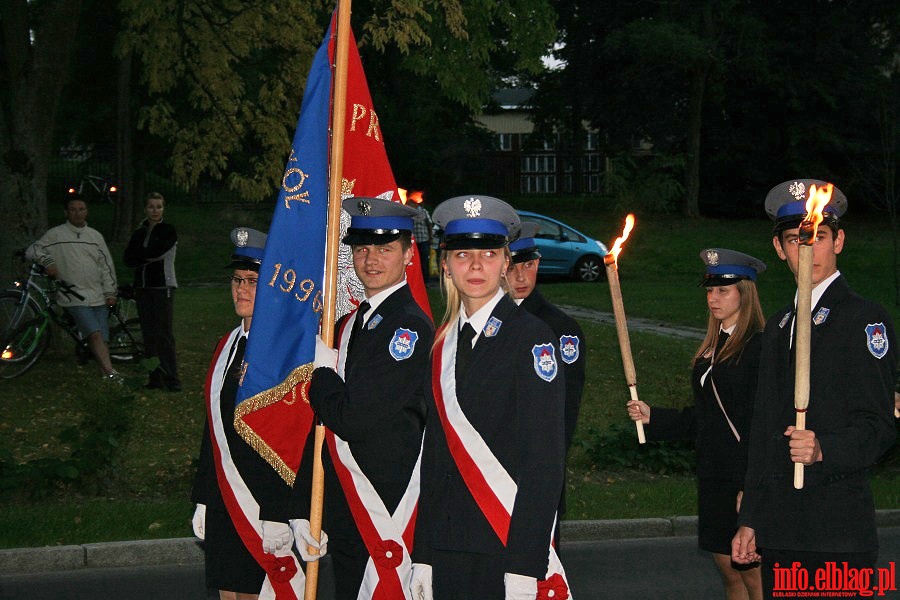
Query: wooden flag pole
[[306, 0, 353, 597]]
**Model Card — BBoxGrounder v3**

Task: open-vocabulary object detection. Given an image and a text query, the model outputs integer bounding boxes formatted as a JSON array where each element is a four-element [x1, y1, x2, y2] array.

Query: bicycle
[[0, 254, 143, 379], [67, 174, 119, 203]]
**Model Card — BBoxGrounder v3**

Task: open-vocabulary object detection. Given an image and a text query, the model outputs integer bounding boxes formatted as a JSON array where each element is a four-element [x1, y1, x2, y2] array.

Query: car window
[[526, 217, 561, 240], [561, 226, 586, 243]]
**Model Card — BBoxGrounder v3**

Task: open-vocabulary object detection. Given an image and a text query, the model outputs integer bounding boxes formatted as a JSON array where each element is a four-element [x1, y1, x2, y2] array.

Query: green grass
[[1, 197, 897, 549]]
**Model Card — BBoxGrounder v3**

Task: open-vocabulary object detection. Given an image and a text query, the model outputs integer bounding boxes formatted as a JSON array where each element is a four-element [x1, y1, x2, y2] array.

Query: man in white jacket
[[27, 194, 120, 381]]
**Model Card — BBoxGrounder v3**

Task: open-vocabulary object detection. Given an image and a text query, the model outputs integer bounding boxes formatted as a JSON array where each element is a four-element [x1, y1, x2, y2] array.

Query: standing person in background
[[411, 196, 433, 283], [731, 180, 896, 597], [629, 249, 766, 600], [124, 192, 181, 391], [507, 222, 586, 550], [411, 195, 570, 600], [26, 193, 120, 382]]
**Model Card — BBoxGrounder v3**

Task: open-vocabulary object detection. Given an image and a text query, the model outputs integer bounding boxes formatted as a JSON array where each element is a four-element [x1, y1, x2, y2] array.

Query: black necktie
[[456, 323, 477, 380], [348, 301, 370, 353], [713, 330, 729, 363], [226, 335, 247, 382]]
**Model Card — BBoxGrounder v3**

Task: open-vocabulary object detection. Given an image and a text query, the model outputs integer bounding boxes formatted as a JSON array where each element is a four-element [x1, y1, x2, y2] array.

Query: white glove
[[290, 518, 328, 562], [261, 520, 294, 554], [410, 563, 433, 600], [191, 504, 206, 540], [504, 572, 537, 600], [314, 335, 338, 370]]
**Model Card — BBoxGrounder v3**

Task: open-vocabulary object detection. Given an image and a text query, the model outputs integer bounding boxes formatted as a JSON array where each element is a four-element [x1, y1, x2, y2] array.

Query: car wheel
[[574, 255, 604, 282]]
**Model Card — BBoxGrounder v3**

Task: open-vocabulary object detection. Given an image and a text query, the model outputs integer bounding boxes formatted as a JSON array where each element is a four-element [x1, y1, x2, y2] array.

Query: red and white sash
[[431, 324, 571, 599], [325, 312, 420, 599], [206, 326, 306, 599]]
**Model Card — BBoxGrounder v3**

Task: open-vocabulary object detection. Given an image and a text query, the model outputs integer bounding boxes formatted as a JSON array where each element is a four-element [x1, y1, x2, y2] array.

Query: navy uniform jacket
[[192, 328, 293, 529], [520, 288, 586, 451], [739, 275, 896, 552], [413, 295, 566, 579], [298, 284, 433, 542], [649, 330, 761, 482]]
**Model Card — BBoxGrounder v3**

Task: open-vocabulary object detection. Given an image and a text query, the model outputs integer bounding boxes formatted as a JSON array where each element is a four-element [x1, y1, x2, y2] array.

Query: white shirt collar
[[458, 288, 506, 344], [360, 279, 407, 321], [720, 323, 736, 335], [793, 270, 841, 312]]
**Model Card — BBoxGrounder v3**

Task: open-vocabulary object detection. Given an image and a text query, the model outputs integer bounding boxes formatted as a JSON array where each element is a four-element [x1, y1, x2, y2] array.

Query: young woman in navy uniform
[[191, 228, 296, 600], [732, 180, 896, 597], [628, 248, 766, 599], [411, 195, 570, 600]]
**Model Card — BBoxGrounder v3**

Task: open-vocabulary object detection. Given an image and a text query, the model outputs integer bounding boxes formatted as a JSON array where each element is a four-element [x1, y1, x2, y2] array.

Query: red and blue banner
[[233, 13, 431, 486]]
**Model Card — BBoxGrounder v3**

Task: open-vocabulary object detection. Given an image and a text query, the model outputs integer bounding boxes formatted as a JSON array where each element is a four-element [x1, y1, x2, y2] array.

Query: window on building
[[522, 155, 556, 173], [521, 174, 556, 194], [498, 133, 514, 151]]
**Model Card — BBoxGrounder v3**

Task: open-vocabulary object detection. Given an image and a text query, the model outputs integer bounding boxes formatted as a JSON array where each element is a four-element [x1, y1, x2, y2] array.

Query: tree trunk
[[683, 68, 707, 218], [0, 0, 83, 280], [114, 50, 136, 244]]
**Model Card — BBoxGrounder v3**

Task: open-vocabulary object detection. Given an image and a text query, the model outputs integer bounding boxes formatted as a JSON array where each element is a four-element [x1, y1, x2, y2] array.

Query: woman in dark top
[[628, 248, 766, 600], [123, 192, 180, 391]]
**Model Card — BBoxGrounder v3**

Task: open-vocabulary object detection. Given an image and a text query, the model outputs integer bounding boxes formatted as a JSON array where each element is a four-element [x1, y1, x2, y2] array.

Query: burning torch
[[604, 214, 645, 444], [792, 183, 833, 489]]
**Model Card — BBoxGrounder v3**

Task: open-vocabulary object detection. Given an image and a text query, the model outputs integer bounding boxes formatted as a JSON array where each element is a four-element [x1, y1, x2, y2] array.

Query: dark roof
[[490, 88, 534, 110]]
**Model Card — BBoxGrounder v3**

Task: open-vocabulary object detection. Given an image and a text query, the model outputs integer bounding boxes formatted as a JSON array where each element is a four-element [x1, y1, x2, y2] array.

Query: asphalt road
[[2, 529, 899, 599]]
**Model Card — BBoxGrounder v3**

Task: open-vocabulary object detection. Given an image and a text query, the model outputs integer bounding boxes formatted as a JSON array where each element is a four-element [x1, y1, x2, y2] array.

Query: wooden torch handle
[[605, 258, 646, 444], [792, 242, 814, 490]]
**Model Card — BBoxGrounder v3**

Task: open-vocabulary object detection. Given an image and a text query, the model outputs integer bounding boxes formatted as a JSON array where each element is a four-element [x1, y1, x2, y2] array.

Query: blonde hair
[[433, 247, 511, 350], [692, 279, 765, 367]]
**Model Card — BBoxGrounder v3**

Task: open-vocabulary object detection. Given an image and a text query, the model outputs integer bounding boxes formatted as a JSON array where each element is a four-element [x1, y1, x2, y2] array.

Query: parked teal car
[[516, 210, 609, 282]]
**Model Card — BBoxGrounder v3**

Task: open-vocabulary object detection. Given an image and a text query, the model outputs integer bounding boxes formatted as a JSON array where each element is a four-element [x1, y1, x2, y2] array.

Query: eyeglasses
[[230, 276, 259, 287]]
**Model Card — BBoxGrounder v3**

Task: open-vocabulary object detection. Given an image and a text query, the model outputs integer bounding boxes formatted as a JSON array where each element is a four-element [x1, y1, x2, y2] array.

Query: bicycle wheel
[[0, 291, 51, 379], [108, 317, 143, 362]]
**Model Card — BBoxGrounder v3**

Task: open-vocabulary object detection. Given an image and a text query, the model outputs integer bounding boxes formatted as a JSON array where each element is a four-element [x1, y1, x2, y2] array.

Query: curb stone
[[2, 511, 897, 575]]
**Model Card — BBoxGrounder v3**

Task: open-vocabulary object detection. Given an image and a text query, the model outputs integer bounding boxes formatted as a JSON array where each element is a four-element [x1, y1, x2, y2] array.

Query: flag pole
[[306, 0, 352, 597]]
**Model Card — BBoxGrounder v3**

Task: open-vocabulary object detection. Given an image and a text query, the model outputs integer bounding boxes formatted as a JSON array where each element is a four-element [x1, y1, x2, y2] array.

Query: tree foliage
[[536, 0, 900, 218], [0, 0, 84, 275], [117, 0, 322, 202], [101, 0, 555, 203]]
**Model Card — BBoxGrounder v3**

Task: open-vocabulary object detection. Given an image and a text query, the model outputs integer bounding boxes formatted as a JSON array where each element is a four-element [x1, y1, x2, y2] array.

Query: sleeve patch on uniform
[[559, 335, 580, 364], [532, 343, 558, 382], [389, 328, 419, 361], [865, 323, 889, 359]]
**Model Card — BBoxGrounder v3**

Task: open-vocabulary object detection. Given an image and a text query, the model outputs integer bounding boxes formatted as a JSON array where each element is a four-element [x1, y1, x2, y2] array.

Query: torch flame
[[608, 214, 636, 263], [803, 183, 832, 236], [397, 188, 425, 205]]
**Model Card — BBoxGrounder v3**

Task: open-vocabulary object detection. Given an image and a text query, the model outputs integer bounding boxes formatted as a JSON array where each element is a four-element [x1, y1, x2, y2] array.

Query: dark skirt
[[203, 504, 266, 593], [697, 477, 742, 555]]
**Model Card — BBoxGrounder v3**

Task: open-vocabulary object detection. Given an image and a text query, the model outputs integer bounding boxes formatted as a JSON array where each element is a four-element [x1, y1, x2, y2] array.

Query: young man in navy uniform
[[507, 223, 586, 547], [732, 180, 897, 597], [268, 197, 434, 600]]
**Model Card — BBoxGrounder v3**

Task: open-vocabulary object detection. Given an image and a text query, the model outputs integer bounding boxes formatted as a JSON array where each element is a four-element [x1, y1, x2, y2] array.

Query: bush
[[579, 422, 695, 476], [0, 383, 135, 500]]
